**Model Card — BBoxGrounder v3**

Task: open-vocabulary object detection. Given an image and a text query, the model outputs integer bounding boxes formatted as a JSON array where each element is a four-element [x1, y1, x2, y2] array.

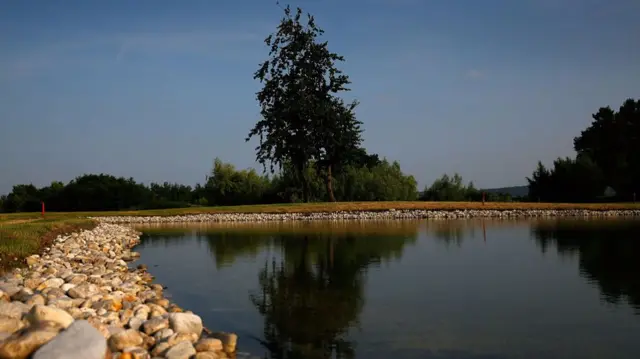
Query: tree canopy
[[248, 5, 362, 202], [573, 98, 640, 198], [527, 98, 639, 202]]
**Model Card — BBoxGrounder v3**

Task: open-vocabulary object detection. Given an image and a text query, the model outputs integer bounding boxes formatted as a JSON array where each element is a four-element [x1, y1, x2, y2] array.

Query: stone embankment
[[95, 209, 640, 224], [0, 224, 237, 359]]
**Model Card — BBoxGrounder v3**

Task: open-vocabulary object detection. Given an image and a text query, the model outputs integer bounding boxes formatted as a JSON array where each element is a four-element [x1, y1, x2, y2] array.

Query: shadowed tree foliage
[[573, 98, 640, 198], [149, 182, 194, 205], [526, 162, 552, 202], [247, 5, 362, 203], [527, 98, 639, 202], [526, 155, 605, 203], [1, 175, 195, 212], [343, 147, 381, 170], [1, 184, 41, 212], [55, 175, 153, 211], [532, 220, 640, 312]]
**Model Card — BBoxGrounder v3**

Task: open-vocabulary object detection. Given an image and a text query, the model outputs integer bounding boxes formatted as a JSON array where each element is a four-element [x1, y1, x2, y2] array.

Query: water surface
[[132, 219, 640, 359]]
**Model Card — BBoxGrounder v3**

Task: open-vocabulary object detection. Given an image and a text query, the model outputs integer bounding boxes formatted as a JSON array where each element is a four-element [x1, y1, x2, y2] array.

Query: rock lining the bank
[[0, 224, 241, 359], [94, 209, 640, 224]]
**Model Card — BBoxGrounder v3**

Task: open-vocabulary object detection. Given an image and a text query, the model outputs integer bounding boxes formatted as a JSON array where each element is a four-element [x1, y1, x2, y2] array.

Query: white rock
[[25, 305, 75, 328], [60, 283, 76, 292], [165, 340, 196, 359], [128, 317, 144, 331], [0, 283, 22, 297], [41, 278, 64, 289], [108, 329, 143, 351], [32, 320, 108, 359], [68, 283, 100, 299], [169, 313, 203, 337], [0, 301, 29, 319]]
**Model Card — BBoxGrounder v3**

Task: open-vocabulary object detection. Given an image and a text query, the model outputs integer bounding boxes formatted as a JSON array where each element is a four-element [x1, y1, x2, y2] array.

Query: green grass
[[0, 217, 96, 271]]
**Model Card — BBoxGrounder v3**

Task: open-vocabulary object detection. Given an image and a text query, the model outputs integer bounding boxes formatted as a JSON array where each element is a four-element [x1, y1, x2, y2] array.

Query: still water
[[133, 219, 640, 359]]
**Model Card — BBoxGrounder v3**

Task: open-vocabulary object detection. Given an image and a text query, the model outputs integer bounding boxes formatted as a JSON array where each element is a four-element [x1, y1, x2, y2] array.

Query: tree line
[[0, 155, 414, 212], [0, 157, 514, 212], [527, 98, 639, 203]]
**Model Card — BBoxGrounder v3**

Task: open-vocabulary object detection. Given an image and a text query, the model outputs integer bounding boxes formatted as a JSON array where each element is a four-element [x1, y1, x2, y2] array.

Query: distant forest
[[1, 5, 638, 213], [484, 186, 528, 198]]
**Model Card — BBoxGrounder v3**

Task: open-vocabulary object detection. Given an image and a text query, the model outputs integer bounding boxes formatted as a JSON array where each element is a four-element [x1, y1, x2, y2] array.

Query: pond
[[131, 219, 640, 359]]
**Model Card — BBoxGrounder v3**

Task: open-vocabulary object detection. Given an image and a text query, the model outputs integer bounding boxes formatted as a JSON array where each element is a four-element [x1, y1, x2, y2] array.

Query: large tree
[[526, 98, 638, 203], [573, 98, 640, 198], [247, 4, 361, 202]]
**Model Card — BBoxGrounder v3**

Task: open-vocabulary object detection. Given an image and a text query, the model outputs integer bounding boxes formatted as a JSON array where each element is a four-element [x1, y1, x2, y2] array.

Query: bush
[[420, 173, 478, 201]]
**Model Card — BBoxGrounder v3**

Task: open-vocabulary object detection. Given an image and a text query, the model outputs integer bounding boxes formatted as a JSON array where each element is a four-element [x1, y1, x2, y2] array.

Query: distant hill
[[482, 185, 528, 197]]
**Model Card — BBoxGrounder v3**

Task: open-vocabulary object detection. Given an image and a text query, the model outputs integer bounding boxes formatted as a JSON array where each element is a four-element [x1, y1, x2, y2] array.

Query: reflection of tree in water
[[428, 221, 478, 246], [204, 231, 417, 359], [532, 220, 640, 311], [140, 233, 207, 248], [202, 233, 278, 269]]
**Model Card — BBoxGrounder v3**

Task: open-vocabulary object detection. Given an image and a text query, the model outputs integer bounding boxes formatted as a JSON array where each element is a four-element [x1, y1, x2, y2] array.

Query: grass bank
[[3, 201, 640, 221], [0, 217, 96, 271]]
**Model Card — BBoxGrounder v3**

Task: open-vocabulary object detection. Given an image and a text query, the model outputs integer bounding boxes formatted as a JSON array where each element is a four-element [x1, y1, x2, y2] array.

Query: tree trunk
[[325, 164, 336, 202], [301, 173, 310, 203]]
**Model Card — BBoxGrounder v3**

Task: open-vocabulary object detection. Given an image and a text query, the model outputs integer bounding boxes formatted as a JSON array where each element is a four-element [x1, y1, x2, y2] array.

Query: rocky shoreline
[[94, 209, 640, 223], [0, 223, 238, 359]]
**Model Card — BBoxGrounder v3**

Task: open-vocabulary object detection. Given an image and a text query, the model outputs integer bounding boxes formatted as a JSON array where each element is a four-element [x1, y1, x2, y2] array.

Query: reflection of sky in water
[[132, 219, 640, 359]]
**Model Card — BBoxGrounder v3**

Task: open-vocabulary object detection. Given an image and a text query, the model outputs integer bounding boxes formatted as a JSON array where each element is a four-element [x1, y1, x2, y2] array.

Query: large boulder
[[31, 320, 109, 359], [168, 313, 202, 337]]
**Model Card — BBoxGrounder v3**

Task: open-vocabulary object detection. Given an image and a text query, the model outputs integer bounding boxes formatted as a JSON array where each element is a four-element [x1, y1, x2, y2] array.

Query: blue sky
[[1, 0, 639, 194]]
